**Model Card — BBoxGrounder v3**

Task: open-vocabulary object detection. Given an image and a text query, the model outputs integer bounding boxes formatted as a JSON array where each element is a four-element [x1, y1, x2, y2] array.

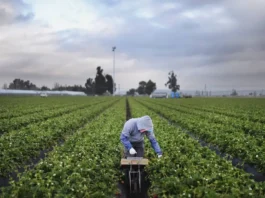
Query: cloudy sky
[[1, 0, 265, 92]]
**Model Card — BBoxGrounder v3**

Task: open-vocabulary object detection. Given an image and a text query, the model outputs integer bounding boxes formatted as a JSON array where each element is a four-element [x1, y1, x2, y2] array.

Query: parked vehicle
[[150, 91, 168, 98], [40, 93, 48, 97]]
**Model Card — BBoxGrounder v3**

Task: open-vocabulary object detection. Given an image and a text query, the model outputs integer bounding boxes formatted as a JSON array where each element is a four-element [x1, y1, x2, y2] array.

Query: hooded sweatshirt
[[120, 115, 162, 155]]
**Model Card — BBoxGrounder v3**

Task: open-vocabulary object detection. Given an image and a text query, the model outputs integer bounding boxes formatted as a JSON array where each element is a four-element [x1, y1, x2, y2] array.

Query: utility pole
[[112, 46, 116, 95]]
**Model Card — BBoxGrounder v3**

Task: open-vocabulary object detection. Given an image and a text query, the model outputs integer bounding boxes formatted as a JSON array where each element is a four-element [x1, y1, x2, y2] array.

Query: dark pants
[[124, 141, 144, 158]]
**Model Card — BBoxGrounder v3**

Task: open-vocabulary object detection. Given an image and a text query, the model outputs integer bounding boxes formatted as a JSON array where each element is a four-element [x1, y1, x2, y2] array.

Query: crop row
[[130, 98, 265, 197], [156, 98, 265, 123], [144, 98, 265, 124], [0, 103, 73, 120], [0, 97, 66, 113], [168, 98, 265, 113], [0, 98, 107, 134], [0, 98, 119, 178], [179, 103, 265, 124], [136, 99, 265, 173], [1, 98, 126, 197], [146, 99, 265, 138], [0, 96, 91, 114]]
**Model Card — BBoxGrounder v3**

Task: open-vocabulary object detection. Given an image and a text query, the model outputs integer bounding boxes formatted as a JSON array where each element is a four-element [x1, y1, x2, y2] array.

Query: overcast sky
[[0, 0, 265, 92]]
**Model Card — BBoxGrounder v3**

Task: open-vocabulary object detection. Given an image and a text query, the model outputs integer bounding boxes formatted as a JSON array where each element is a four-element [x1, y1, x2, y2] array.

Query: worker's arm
[[120, 122, 133, 150], [146, 131, 162, 155]]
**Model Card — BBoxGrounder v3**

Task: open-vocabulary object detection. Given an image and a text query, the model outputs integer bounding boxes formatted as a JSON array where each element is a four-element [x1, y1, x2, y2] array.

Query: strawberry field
[[1, 96, 265, 197]]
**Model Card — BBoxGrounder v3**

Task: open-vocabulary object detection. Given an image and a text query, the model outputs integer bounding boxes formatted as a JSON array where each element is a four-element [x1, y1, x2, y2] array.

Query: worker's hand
[[158, 154, 162, 158], [129, 148, 137, 155]]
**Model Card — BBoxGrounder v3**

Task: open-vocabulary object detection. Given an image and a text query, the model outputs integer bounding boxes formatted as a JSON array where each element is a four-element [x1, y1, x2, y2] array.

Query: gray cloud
[[0, 0, 33, 25], [15, 12, 34, 22], [0, 0, 265, 91]]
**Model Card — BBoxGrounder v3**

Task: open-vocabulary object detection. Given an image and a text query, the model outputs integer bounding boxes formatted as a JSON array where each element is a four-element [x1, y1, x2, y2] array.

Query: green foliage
[[94, 66, 115, 95], [95, 66, 107, 95], [8, 78, 39, 90], [1, 98, 125, 197], [145, 80, 156, 95], [0, 97, 118, 178], [136, 80, 156, 95], [165, 71, 180, 92], [85, 78, 95, 94], [136, 98, 265, 173], [137, 81, 147, 95], [1, 97, 265, 197], [126, 88, 136, 96], [130, 98, 265, 197], [231, 89, 238, 96]]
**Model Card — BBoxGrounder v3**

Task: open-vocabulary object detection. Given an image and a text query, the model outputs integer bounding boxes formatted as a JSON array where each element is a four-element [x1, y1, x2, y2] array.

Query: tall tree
[[105, 74, 114, 94], [165, 71, 180, 92], [8, 78, 38, 90], [145, 80, 156, 95], [91, 66, 115, 95], [126, 88, 136, 96], [85, 78, 95, 94], [231, 89, 238, 96], [41, 86, 50, 90], [137, 81, 147, 95], [94, 66, 107, 95]]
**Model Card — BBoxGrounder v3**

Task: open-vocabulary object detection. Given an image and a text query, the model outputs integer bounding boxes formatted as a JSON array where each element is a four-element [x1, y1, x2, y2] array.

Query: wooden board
[[120, 158, 149, 166]]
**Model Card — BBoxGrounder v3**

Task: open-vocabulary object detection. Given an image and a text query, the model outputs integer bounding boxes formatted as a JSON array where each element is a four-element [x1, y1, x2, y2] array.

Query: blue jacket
[[120, 117, 162, 155]]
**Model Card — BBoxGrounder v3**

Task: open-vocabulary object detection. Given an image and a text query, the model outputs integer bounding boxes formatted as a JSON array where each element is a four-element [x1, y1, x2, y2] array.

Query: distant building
[[150, 91, 168, 98], [0, 89, 86, 96]]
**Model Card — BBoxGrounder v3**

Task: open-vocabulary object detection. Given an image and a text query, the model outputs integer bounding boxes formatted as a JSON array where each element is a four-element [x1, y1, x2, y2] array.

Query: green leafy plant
[[129, 98, 265, 197]]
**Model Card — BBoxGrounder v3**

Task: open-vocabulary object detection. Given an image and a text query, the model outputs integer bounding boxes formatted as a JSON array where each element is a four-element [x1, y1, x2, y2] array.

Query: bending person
[[120, 115, 162, 158]]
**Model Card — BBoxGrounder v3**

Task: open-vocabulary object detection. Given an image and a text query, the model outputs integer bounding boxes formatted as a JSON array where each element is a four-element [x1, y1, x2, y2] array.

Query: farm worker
[[120, 115, 162, 158]]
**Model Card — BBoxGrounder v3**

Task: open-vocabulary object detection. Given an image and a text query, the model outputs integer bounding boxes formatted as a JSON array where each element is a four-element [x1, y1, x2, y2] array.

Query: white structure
[[40, 93, 48, 97], [0, 89, 86, 96], [150, 91, 169, 98]]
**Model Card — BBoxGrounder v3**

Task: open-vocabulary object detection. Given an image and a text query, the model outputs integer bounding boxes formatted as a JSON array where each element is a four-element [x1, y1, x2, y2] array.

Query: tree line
[[2, 68, 180, 96], [127, 71, 180, 96], [2, 66, 115, 95]]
